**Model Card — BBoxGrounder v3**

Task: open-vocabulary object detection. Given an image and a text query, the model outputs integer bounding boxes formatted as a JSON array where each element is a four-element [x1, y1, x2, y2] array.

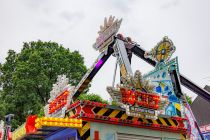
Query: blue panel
[[46, 128, 80, 140], [203, 133, 210, 140], [156, 86, 162, 93], [169, 95, 178, 102], [143, 57, 182, 117], [165, 103, 177, 116]]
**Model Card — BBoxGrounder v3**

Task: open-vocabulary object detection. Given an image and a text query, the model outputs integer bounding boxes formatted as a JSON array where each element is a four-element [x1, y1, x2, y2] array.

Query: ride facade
[[7, 16, 210, 140]]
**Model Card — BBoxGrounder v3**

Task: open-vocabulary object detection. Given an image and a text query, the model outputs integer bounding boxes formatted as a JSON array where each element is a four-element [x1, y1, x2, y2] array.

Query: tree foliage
[[77, 93, 108, 104], [186, 95, 193, 104], [0, 40, 87, 128]]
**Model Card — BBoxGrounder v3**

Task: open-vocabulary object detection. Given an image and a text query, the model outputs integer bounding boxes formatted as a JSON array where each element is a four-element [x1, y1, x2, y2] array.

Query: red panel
[[67, 101, 80, 110], [25, 115, 37, 134], [82, 105, 94, 114], [75, 105, 82, 115], [49, 90, 69, 114], [94, 131, 100, 140], [120, 88, 160, 110]]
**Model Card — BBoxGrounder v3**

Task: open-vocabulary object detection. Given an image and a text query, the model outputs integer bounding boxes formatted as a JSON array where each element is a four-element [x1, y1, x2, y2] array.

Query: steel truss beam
[[72, 38, 210, 103], [72, 46, 114, 100], [131, 45, 210, 102]]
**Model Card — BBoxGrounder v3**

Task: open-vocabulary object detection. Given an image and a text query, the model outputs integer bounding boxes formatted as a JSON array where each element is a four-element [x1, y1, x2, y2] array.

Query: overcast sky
[[0, 0, 210, 101]]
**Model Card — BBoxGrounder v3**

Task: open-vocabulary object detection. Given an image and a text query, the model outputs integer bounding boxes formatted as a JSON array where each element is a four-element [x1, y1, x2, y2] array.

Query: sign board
[[48, 75, 69, 102], [127, 106, 157, 119], [200, 124, 210, 133], [93, 16, 122, 52], [200, 124, 210, 140], [44, 75, 74, 118], [107, 70, 167, 120]]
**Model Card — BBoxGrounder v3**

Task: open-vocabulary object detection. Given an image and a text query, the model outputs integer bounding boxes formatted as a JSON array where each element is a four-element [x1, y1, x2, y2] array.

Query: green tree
[[0, 50, 17, 120], [185, 95, 193, 104], [0, 91, 6, 120], [0, 40, 87, 128], [78, 93, 108, 104]]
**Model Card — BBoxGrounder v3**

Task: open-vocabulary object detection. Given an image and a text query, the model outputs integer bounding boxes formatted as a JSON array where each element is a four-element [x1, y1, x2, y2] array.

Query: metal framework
[[8, 16, 209, 140], [131, 45, 210, 102], [72, 37, 210, 103]]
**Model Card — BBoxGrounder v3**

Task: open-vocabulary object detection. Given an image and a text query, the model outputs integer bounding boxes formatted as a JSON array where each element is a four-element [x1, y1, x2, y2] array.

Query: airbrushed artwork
[[107, 36, 185, 120], [143, 57, 182, 117]]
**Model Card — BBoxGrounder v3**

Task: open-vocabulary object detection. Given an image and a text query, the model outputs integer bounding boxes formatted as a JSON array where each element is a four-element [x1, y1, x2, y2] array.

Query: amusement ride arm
[[72, 46, 114, 101], [131, 45, 210, 102]]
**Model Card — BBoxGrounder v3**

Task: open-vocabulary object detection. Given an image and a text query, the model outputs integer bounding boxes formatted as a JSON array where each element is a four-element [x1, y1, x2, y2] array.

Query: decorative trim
[[82, 114, 187, 134], [66, 101, 187, 134]]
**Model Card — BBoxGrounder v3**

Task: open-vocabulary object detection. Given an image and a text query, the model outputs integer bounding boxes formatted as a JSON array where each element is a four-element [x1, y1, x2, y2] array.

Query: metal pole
[[3, 128, 7, 140], [112, 58, 118, 87], [4, 114, 14, 140]]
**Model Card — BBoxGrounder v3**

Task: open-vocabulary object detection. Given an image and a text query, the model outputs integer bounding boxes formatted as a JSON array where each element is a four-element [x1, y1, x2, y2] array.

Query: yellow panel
[[120, 64, 127, 78], [142, 118, 149, 123], [121, 113, 128, 120], [96, 108, 108, 116], [175, 103, 181, 111], [69, 111, 75, 117], [109, 110, 120, 118], [159, 118, 167, 126], [79, 122, 90, 136], [168, 118, 176, 126], [86, 136, 90, 140], [81, 123, 90, 136], [181, 134, 186, 140], [151, 119, 158, 124], [12, 123, 26, 140]]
